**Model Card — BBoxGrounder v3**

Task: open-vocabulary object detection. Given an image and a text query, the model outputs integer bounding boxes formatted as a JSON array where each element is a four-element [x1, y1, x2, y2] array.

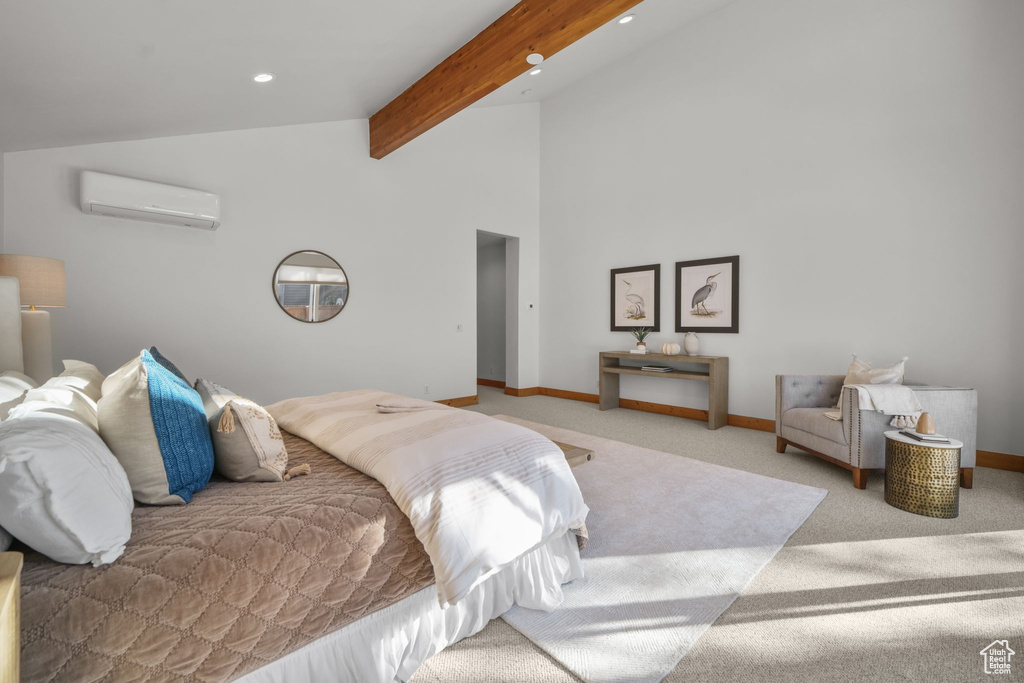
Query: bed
[[1, 278, 588, 680], [18, 430, 584, 682]]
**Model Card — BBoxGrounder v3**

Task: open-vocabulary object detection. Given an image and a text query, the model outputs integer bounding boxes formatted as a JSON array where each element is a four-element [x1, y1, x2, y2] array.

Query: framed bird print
[[675, 256, 739, 333], [610, 264, 660, 331]]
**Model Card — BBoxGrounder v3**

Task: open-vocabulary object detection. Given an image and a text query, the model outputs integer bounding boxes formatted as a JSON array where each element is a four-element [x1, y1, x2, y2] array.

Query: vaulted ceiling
[[0, 0, 737, 153]]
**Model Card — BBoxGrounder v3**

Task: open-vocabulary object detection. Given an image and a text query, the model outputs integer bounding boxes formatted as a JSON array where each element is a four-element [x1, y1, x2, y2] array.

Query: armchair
[[775, 375, 977, 489]]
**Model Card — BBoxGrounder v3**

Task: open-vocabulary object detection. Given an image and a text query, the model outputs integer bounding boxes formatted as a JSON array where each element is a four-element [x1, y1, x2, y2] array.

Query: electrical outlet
[[424, 385, 430, 395], [457, 324, 463, 332]]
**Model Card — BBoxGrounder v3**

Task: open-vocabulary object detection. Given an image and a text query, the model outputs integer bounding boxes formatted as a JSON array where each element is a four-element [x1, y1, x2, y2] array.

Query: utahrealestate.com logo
[[980, 640, 1015, 675]]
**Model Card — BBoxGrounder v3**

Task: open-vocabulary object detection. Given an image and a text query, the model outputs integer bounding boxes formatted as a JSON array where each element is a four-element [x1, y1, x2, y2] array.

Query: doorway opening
[[476, 231, 518, 392]]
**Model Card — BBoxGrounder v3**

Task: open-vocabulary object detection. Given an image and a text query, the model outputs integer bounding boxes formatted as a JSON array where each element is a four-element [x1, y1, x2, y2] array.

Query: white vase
[[683, 332, 700, 355], [661, 342, 681, 356]]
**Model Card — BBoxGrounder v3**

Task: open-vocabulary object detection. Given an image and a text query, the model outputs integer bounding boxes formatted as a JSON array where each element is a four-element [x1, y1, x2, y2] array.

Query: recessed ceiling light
[[252, 73, 275, 83], [618, 14, 635, 24], [529, 68, 543, 76], [526, 53, 544, 65]]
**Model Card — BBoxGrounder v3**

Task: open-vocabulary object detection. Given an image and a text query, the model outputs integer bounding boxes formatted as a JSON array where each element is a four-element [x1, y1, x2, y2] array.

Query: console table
[[599, 351, 729, 429]]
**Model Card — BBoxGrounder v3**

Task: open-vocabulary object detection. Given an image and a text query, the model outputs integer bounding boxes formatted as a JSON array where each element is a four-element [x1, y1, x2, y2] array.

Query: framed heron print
[[675, 256, 739, 333], [610, 264, 660, 331]]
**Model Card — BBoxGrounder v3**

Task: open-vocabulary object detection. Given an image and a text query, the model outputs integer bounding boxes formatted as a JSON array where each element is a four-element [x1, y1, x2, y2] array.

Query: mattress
[[18, 431, 436, 682]]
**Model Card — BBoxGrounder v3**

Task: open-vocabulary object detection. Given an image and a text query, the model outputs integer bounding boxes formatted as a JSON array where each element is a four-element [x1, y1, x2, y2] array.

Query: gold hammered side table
[[884, 431, 964, 518]]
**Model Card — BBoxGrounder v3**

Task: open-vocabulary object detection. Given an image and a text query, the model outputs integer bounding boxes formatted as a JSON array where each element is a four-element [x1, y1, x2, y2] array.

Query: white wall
[[2, 104, 541, 404], [539, 0, 1024, 455], [0, 159, 5, 252], [477, 234, 506, 382]]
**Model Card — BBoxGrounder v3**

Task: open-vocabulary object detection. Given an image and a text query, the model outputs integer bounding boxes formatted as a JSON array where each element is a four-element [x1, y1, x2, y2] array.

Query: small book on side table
[[899, 430, 951, 444]]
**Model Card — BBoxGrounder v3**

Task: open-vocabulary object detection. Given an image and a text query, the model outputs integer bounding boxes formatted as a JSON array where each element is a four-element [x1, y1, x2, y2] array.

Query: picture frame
[[675, 256, 739, 333], [610, 264, 660, 331]]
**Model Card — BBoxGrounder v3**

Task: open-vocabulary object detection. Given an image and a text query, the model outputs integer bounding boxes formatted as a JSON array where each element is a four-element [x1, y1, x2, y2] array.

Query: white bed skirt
[[239, 531, 583, 683]]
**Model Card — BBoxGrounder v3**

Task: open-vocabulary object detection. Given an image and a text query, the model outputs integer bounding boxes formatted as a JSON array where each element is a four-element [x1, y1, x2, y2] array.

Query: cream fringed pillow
[[194, 379, 308, 482], [836, 355, 908, 407]]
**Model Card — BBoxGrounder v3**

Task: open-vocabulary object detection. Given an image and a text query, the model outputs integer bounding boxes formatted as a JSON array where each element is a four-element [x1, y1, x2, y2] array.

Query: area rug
[[496, 417, 827, 683]]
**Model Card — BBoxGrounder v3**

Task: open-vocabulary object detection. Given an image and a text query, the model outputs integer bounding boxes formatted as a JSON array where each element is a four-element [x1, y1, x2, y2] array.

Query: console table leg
[[707, 359, 729, 430], [599, 356, 620, 411]]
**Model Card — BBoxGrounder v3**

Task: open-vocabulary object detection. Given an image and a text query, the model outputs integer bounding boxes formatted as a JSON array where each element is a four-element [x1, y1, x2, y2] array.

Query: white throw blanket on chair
[[824, 384, 923, 428]]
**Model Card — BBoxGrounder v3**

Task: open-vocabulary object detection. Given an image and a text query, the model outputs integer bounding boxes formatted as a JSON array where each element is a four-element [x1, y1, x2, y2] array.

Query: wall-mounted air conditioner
[[80, 171, 221, 230]]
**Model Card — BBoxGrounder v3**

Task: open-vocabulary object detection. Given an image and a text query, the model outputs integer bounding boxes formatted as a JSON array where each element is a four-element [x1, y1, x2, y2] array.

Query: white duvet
[[267, 390, 589, 607]]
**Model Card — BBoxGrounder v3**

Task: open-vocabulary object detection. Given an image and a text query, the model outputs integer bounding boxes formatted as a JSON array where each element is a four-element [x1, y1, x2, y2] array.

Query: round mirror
[[273, 250, 349, 323]]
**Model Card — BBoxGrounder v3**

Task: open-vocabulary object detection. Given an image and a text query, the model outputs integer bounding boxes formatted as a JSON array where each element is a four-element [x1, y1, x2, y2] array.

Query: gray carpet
[[410, 387, 1024, 682]]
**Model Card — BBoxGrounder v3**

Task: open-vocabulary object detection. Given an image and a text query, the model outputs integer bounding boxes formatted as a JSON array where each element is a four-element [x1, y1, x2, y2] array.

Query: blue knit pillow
[[141, 351, 214, 502], [149, 346, 190, 384], [99, 350, 215, 505]]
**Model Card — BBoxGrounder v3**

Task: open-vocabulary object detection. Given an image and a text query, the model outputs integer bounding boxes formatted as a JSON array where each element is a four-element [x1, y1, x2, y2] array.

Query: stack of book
[[899, 430, 951, 444], [641, 366, 673, 373]]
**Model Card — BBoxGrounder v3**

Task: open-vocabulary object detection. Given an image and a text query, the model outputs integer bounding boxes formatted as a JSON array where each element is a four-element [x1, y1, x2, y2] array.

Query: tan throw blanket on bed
[[267, 390, 590, 608]]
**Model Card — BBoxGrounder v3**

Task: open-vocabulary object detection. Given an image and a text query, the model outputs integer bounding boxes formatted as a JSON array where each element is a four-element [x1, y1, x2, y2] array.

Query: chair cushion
[[782, 407, 848, 445]]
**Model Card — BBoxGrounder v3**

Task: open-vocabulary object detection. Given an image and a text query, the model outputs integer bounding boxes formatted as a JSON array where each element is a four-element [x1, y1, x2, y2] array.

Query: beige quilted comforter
[[19, 432, 435, 682]]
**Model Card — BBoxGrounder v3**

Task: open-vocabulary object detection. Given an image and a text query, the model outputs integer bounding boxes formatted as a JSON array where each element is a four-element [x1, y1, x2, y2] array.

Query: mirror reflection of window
[[272, 251, 349, 323]]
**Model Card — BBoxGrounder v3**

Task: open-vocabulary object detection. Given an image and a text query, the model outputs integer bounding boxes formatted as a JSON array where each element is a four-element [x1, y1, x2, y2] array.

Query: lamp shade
[[0, 254, 66, 308]]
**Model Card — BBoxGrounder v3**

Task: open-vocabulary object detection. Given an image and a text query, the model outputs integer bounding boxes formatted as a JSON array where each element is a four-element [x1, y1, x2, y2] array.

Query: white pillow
[[6, 377, 100, 432], [58, 360, 105, 402], [0, 413, 133, 566], [837, 355, 908, 407], [0, 370, 38, 421], [0, 526, 11, 552]]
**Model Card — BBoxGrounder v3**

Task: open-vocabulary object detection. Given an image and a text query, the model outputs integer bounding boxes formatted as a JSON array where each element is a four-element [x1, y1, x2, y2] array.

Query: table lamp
[[0, 254, 66, 383]]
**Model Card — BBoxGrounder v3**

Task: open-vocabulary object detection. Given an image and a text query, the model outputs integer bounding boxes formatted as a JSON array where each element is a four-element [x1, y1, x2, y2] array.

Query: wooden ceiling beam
[[369, 0, 643, 159]]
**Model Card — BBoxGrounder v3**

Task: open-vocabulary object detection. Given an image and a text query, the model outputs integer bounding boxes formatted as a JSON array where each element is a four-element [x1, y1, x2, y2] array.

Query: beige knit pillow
[[195, 379, 307, 483]]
